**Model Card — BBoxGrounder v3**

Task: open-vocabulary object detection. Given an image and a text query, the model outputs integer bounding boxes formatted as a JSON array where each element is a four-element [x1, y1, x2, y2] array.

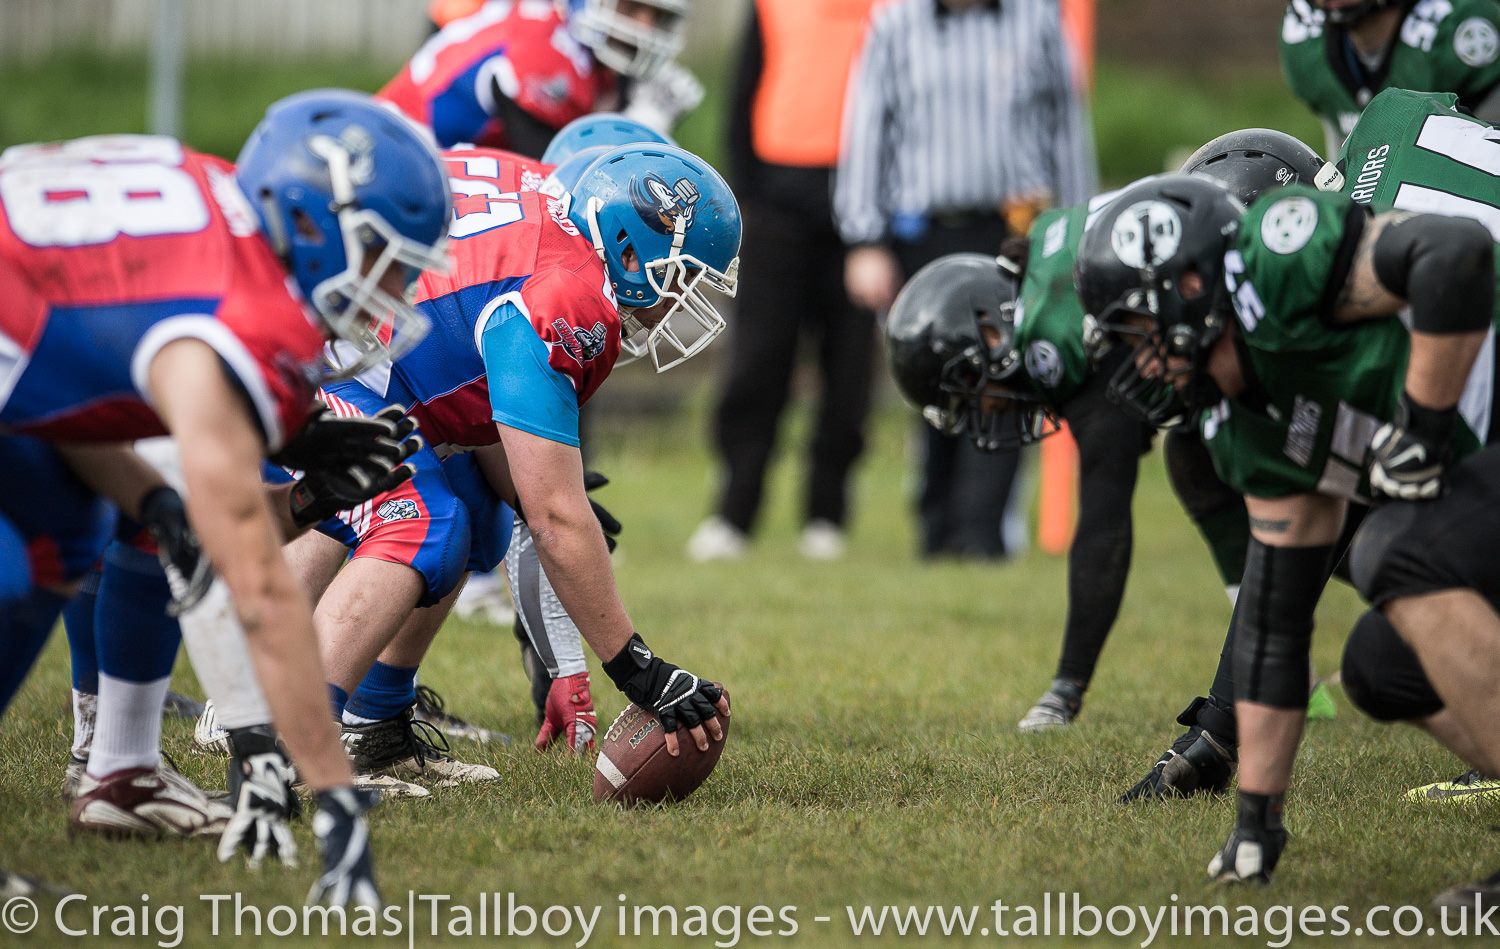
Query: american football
[[594, 686, 731, 806]]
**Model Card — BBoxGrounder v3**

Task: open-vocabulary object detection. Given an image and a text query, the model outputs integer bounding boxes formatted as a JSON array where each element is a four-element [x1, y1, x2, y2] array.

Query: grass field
[[0, 400, 1488, 948]]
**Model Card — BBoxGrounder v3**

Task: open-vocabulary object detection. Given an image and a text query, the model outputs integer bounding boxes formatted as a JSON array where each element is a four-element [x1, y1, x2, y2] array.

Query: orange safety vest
[[751, 0, 880, 168]]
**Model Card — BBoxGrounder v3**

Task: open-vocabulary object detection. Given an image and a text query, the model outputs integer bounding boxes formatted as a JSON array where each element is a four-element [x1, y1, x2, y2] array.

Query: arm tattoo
[[1249, 516, 1292, 534]]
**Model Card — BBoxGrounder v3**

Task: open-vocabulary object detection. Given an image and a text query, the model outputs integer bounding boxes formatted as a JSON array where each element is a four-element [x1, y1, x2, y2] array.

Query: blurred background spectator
[[834, 0, 1097, 560], [685, 0, 881, 563]]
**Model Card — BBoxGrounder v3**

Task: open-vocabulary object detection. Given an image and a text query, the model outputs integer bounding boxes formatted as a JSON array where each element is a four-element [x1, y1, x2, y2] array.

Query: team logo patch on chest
[[1260, 196, 1319, 255], [1456, 17, 1500, 66], [631, 173, 699, 235], [377, 498, 421, 522]]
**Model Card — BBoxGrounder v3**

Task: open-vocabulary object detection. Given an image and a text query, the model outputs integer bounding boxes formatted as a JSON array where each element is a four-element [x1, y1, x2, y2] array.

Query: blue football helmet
[[236, 89, 452, 376], [560, 0, 687, 79], [540, 145, 611, 200], [565, 143, 740, 372], [542, 112, 672, 167]]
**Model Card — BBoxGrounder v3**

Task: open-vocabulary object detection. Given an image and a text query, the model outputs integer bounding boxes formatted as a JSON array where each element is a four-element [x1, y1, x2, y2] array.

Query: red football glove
[[534, 672, 597, 754]]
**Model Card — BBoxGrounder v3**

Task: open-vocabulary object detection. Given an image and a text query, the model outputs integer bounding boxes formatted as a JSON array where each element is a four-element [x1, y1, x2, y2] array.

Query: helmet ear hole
[[292, 208, 325, 245]]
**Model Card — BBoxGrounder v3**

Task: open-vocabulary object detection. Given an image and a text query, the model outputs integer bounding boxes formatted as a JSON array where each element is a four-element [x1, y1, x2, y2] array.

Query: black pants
[[709, 198, 874, 532], [893, 215, 1021, 558]]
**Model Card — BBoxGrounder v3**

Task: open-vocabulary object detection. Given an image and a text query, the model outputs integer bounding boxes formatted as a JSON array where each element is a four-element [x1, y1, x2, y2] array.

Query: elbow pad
[[1372, 214, 1495, 335], [1232, 539, 1335, 709]]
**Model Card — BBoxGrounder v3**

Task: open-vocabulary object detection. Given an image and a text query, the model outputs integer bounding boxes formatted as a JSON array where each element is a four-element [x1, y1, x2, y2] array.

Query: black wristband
[[137, 485, 180, 526], [603, 633, 652, 693], [1236, 790, 1285, 832], [1398, 391, 1457, 448]]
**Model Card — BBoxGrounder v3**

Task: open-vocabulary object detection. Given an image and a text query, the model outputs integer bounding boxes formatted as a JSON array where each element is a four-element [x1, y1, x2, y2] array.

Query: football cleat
[[61, 753, 87, 801], [414, 684, 510, 745], [798, 520, 847, 561], [162, 690, 206, 719], [1017, 679, 1084, 733], [342, 707, 499, 787], [1434, 867, 1500, 912], [1122, 727, 1236, 803], [193, 700, 231, 756], [1305, 679, 1337, 721], [70, 765, 233, 838], [1406, 768, 1500, 805], [686, 517, 748, 562]]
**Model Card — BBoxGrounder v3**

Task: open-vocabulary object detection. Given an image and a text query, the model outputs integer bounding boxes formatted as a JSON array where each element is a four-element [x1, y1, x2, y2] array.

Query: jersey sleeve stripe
[[129, 315, 285, 450]]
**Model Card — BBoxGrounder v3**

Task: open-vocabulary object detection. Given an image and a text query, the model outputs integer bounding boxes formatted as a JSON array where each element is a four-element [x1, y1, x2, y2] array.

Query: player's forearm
[[54, 443, 166, 520], [1406, 331, 1488, 411], [524, 490, 634, 665]]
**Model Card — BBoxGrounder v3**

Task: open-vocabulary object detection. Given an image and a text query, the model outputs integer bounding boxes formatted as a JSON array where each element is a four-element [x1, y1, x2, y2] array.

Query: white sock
[[177, 577, 272, 731], [86, 674, 167, 778], [70, 689, 97, 759]]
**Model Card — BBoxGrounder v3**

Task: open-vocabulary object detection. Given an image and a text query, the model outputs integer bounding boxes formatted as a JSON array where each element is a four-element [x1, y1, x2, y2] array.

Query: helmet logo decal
[[1025, 341, 1064, 390], [1260, 196, 1319, 255], [308, 126, 377, 187], [1110, 200, 1181, 269], [630, 173, 699, 235], [1275, 165, 1295, 185]]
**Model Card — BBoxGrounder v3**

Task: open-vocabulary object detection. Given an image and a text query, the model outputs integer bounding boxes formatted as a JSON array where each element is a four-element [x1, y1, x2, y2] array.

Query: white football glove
[[623, 61, 704, 134]]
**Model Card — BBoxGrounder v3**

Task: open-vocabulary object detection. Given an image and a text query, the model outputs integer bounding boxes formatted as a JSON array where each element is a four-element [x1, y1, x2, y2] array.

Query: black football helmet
[[1312, 0, 1395, 26], [885, 253, 1060, 451], [1182, 128, 1325, 205], [1074, 174, 1245, 428]]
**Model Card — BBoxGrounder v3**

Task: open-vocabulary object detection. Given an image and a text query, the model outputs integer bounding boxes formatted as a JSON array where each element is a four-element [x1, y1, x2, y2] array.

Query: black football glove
[[1367, 392, 1457, 501], [272, 403, 418, 470], [139, 486, 214, 616], [1207, 792, 1287, 885], [602, 634, 722, 735], [307, 788, 381, 909], [218, 727, 299, 868], [584, 470, 622, 553], [286, 405, 424, 527]]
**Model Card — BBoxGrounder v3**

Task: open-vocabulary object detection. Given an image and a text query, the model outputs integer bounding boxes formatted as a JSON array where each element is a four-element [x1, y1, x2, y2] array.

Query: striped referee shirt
[[834, 0, 1097, 245]]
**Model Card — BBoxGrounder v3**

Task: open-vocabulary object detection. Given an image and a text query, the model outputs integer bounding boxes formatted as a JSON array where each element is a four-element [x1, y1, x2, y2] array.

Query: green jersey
[[1279, 0, 1500, 143], [1336, 88, 1500, 242], [1204, 185, 1486, 500], [1013, 206, 1093, 406]]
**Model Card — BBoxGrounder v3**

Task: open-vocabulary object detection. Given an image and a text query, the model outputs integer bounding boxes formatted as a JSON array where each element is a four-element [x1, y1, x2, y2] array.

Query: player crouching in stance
[[0, 90, 453, 905], [262, 142, 736, 792], [1076, 172, 1499, 904]]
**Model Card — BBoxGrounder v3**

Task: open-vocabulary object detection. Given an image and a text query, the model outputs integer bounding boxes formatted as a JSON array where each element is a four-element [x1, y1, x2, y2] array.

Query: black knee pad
[[1233, 540, 1332, 709], [1341, 609, 1444, 722]]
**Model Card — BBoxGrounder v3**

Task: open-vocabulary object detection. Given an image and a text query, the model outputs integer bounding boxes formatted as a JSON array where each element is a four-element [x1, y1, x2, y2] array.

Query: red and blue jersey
[[360, 146, 619, 453], [0, 135, 324, 450], [378, 0, 614, 150]]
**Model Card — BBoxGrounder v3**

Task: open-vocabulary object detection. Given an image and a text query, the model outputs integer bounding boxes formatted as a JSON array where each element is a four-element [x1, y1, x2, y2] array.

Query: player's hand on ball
[[307, 789, 381, 910], [218, 746, 299, 869], [602, 634, 729, 756], [535, 671, 598, 754]]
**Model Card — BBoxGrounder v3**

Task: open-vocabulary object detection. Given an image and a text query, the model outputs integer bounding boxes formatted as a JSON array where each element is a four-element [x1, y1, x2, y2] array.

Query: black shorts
[[1341, 609, 1444, 722], [1350, 445, 1500, 608]]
